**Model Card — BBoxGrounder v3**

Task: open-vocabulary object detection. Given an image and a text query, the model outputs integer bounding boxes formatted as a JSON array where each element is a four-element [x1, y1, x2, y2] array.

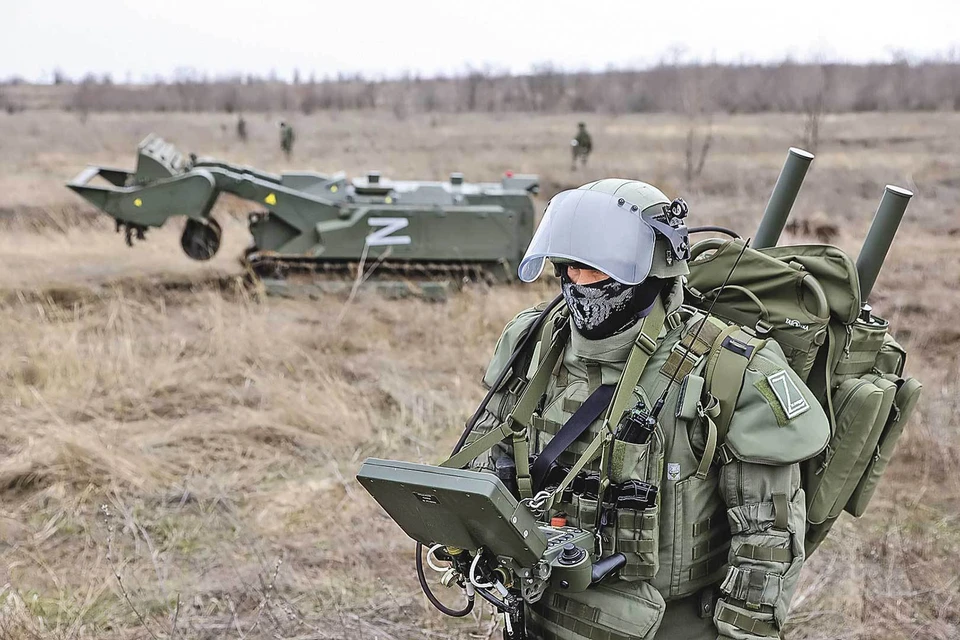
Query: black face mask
[[561, 273, 665, 340]]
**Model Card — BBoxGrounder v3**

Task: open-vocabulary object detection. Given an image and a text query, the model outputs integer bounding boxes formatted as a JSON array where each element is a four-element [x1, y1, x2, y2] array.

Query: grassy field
[[0, 109, 958, 639]]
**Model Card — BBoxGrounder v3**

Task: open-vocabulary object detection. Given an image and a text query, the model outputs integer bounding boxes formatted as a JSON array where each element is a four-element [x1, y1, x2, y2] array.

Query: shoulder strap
[[605, 299, 668, 425], [652, 313, 767, 464], [441, 321, 570, 475], [530, 384, 615, 493], [548, 299, 667, 509], [705, 327, 767, 442]]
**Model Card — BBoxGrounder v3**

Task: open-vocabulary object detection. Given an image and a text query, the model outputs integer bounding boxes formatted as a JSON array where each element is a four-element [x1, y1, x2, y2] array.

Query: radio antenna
[[650, 238, 751, 421]]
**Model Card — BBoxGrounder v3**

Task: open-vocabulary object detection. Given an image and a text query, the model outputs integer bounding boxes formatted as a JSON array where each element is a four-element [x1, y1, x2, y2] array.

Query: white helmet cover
[[518, 189, 660, 285]]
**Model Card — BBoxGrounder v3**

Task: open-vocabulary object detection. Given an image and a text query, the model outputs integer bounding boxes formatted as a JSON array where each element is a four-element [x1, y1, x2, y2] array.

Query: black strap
[[530, 384, 615, 493]]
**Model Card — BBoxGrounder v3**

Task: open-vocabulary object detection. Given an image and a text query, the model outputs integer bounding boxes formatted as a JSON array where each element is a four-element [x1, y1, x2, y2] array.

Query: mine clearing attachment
[[67, 134, 539, 298]]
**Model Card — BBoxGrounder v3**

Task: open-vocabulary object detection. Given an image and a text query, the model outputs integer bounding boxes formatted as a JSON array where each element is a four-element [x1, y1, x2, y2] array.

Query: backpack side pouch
[[805, 376, 894, 525], [845, 376, 922, 517]]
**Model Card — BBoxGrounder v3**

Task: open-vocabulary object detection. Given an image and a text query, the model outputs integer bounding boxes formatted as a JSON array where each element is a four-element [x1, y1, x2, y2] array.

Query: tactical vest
[[519, 303, 760, 600], [457, 288, 829, 640]]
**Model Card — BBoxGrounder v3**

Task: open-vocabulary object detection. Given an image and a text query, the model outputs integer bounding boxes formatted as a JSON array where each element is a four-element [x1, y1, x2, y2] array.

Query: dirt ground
[[0, 109, 958, 639]]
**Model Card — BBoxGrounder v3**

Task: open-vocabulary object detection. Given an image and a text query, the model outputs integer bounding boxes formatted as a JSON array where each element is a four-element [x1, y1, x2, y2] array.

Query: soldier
[[571, 122, 592, 170], [236, 115, 248, 142], [468, 180, 829, 639], [279, 121, 295, 159]]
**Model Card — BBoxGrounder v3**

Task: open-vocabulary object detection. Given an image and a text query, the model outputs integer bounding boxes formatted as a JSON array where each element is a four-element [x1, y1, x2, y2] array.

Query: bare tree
[[802, 63, 832, 154], [11, 58, 960, 115], [678, 65, 715, 188], [459, 67, 486, 112], [527, 63, 566, 112]]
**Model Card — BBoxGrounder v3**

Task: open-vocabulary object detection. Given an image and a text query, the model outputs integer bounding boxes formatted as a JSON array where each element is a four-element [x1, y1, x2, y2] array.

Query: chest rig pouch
[[530, 301, 674, 585]]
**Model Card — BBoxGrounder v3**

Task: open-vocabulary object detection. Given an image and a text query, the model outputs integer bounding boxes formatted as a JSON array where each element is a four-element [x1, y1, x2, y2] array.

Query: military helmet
[[518, 178, 690, 284]]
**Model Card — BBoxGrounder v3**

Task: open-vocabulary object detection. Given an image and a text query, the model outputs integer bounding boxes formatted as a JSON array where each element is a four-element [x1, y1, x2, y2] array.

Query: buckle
[[671, 341, 706, 370], [715, 443, 736, 466], [506, 376, 525, 395], [635, 332, 658, 355], [685, 286, 705, 303], [666, 312, 684, 331], [703, 393, 721, 419], [755, 319, 773, 335], [505, 416, 526, 436]]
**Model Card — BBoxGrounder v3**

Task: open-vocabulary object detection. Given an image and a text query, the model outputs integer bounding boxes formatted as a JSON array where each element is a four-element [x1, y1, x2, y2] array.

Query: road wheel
[[180, 217, 222, 261]]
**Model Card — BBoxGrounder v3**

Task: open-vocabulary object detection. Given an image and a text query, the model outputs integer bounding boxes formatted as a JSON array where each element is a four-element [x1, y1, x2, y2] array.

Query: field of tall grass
[[0, 109, 958, 638]]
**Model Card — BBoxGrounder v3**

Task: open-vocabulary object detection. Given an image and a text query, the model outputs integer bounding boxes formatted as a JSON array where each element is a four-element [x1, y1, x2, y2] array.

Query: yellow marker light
[[133, 198, 143, 207], [264, 193, 277, 205], [385, 196, 393, 204], [330, 185, 339, 193]]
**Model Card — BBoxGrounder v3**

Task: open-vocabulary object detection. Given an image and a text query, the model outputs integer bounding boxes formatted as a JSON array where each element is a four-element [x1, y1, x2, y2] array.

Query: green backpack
[[686, 238, 922, 555]]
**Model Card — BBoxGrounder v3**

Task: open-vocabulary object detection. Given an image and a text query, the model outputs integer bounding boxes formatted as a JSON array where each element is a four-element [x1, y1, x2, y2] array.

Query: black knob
[[558, 543, 586, 566], [560, 580, 570, 589]]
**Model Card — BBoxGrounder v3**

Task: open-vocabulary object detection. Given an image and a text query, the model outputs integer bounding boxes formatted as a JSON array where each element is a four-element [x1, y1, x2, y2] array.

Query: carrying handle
[[703, 284, 773, 335], [691, 239, 831, 324], [799, 273, 831, 321], [689, 238, 728, 262]]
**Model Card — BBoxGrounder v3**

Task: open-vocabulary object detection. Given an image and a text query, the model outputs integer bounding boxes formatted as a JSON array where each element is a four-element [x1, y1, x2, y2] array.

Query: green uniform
[[469, 278, 828, 639], [236, 116, 247, 142], [571, 124, 592, 169], [280, 123, 295, 158]]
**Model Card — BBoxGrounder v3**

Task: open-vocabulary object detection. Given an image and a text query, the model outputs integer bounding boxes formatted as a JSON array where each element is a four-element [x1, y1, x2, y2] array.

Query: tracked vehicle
[[67, 135, 539, 289]]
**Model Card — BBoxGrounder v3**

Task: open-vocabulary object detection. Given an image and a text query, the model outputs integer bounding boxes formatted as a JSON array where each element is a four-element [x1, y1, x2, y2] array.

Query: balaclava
[[560, 270, 665, 340]]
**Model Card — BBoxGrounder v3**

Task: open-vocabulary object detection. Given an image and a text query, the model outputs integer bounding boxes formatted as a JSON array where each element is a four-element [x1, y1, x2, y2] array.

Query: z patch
[[766, 370, 810, 420]]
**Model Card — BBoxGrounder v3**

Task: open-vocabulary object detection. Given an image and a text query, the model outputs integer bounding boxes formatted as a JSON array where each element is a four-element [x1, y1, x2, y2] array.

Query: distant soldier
[[570, 121, 592, 170], [236, 115, 248, 142], [279, 121, 295, 159]]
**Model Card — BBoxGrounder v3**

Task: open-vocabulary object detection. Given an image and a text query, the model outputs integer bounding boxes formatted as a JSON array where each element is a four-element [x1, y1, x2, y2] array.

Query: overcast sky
[[3, 0, 958, 82]]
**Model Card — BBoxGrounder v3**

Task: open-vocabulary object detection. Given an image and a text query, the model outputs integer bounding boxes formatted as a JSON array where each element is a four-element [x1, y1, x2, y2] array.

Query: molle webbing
[[691, 537, 729, 562], [660, 316, 726, 381], [721, 566, 784, 610], [616, 508, 659, 579], [528, 594, 635, 640], [691, 510, 726, 537], [736, 543, 792, 563], [532, 416, 562, 436], [530, 384, 615, 493], [688, 552, 728, 581], [833, 324, 887, 376], [688, 509, 731, 580], [716, 603, 779, 637], [543, 300, 667, 511]]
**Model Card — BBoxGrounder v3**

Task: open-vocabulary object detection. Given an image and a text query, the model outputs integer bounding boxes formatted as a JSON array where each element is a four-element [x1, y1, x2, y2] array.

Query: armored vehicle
[[67, 135, 539, 286]]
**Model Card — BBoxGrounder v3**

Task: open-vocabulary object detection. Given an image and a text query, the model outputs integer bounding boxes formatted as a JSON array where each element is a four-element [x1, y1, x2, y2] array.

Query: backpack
[[686, 238, 922, 555]]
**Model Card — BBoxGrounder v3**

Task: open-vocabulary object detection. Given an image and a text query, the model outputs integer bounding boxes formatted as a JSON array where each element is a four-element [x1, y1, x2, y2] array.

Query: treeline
[[2, 62, 960, 115]]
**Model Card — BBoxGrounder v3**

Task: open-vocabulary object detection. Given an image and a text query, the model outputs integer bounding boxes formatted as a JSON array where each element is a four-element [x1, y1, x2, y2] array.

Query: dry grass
[[0, 110, 958, 639]]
